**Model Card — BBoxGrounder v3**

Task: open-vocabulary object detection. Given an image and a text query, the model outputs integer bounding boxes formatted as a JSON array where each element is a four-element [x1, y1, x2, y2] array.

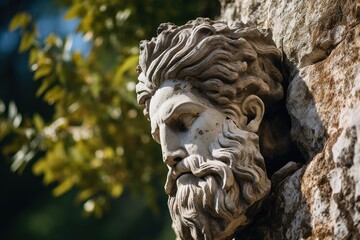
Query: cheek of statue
[[181, 110, 225, 159]]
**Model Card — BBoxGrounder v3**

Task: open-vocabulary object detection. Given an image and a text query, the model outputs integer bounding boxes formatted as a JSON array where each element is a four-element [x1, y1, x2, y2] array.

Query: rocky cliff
[[220, 1, 360, 239]]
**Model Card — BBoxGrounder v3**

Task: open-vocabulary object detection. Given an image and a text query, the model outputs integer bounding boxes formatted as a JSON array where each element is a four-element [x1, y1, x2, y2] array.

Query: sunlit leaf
[[29, 48, 39, 65], [53, 179, 74, 196], [71, 52, 84, 65], [36, 74, 56, 96], [36, 79, 51, 97], [8, 101, 17, 121], [64, 3, 83, 20], [33, 114, 44, 131], [33, 65, 52, 80], [45, 33, 57, 47], [19, 31, 36, 52], [11, 150, 36, 173], [77, 189, 95, 202], [44, 86, 65, 104], [9, 12, 31, 31], [12, 114, 22, 128], [37, 54, 53, 66], [79, 8, 94, 31], [110, 183, 123, 197], [114, 54, 138, 84], [10, 145, 28, 172], [32, 159, 45, 175]]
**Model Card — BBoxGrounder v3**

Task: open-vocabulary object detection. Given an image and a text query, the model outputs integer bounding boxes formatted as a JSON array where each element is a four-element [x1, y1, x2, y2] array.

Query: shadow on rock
[[233, 52, 329, 239]]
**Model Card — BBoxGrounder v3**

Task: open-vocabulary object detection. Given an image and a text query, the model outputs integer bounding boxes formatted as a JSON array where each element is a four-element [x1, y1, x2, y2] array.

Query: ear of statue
[[241, 95, 265, 132]]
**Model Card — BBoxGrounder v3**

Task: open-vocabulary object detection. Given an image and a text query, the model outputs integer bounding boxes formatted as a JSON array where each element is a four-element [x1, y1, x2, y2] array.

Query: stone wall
[[220, 0, 360, 239]]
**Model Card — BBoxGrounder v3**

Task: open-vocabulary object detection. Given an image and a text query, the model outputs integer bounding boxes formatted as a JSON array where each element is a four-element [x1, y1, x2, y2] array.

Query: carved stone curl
[[136, 18, 286, 240]]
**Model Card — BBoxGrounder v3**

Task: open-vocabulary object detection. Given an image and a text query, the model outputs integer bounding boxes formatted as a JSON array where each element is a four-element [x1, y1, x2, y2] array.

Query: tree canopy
[[1, 0, 219, 218]]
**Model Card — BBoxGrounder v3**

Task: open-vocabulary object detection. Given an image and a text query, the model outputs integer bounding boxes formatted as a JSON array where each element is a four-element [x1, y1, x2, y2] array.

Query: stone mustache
[[136, 18, 285, 240]]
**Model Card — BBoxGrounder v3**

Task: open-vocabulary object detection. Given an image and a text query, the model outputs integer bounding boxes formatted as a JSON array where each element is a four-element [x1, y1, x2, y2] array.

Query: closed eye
[[178, 113, 198, 131], [151, 113, 198, 143]]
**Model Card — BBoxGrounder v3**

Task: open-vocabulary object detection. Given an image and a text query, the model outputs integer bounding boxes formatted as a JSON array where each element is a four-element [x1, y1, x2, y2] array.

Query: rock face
[[220, 0, 360, 239]]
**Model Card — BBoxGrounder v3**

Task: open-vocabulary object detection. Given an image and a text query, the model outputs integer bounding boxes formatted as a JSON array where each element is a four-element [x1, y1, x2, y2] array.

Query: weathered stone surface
[[288, 25, 360, 160], [220, 0, 360, 239], [221, 0, 360, 68]]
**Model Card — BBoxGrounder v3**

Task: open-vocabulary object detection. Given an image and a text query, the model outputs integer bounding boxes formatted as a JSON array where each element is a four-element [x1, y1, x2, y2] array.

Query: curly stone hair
[[136, 17, 284, 121]]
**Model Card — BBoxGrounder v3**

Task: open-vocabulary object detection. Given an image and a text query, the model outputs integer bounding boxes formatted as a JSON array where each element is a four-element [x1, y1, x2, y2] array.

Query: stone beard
[[136, 18, 284, 239], [166, 118, 269, 240]]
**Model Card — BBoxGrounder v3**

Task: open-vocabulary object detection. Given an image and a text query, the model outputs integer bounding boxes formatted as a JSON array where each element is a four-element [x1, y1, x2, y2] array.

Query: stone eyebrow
[[162, 101, 205, 124], [150, 101, 205, 143]]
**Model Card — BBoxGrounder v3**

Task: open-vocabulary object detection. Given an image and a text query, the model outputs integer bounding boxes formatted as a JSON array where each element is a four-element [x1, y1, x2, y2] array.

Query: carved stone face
[[149, 80, 225, 175], [149, 79, 271, 240]]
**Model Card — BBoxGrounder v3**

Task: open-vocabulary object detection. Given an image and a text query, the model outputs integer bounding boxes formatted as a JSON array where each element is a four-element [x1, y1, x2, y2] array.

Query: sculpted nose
[[163, 148, 187, 167], [160, 126, 187, 167]]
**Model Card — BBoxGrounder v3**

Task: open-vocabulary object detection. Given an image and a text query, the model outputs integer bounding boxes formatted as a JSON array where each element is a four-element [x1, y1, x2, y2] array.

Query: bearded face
[[137, 18, 284, 240], [149, 80, 271, 240], [167, 119, 269, 240]]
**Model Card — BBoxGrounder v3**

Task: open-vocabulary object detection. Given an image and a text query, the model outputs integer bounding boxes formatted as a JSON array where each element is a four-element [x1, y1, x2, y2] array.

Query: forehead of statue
[[149, 80, 210, 120]]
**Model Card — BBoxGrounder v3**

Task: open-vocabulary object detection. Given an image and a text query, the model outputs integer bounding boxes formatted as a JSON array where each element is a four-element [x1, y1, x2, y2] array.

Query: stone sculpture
[[136, 18, 295, 240]]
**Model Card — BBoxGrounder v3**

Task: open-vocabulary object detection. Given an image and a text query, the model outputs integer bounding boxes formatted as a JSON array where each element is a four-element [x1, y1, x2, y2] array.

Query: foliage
[[1, 0, 219, 216]]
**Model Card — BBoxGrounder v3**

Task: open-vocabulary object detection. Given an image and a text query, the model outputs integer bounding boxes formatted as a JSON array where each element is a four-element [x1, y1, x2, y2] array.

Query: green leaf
[[45, 33, 57, 47], [8, 101, 18, 121], [36, 81, 50, 97], [71, 52, 84, 65], [43, 86, 65, 104], [77, 189, 95, 202], [33, 66, 52, 80], [12, 114, 22, 128], [45, 33, 63, 48], [114, 54, 138, 84], [19, 31, 36, 52], [36, 75, 56, 97], [32, 158, 46, 175], [110, 183, 123, 197], [53, 179, 74, 196], [9, 12, 31, 31], [33, 114, 44, 131], [29, 48, 39, 65], [64, 3, 83, 20], [79, 8, 94, 31]]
